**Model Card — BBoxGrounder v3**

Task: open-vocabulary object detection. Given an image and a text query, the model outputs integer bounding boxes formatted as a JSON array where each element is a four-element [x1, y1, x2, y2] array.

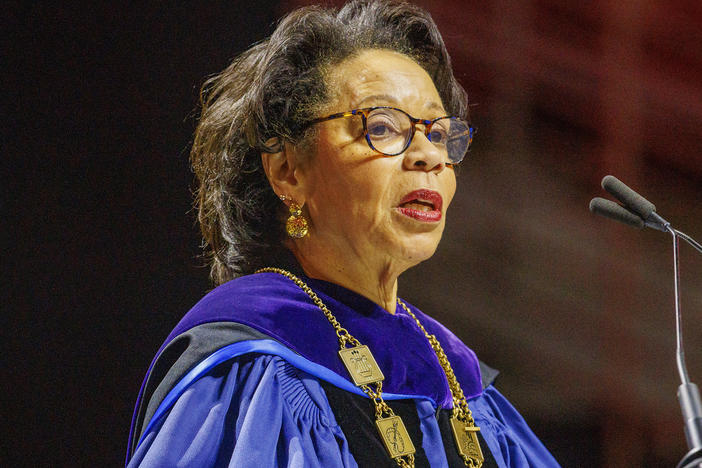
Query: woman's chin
[[392, 235, 442, 267]]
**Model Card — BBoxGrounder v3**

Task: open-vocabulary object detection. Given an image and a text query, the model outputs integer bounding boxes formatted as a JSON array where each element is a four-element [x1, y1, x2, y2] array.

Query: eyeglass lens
[[364, 108, 471, 164]]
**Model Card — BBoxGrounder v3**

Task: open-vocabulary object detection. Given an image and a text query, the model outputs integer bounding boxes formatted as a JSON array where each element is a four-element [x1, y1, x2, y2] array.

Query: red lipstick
[[396, 189, 443, 222]]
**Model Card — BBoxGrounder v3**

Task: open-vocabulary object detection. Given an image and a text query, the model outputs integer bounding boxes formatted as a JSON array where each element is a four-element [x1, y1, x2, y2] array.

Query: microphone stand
[[590, 175, 702, 467], [671, 226, 702, 468]]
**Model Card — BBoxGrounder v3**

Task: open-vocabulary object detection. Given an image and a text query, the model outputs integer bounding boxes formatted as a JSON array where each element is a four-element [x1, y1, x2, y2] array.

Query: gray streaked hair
[[191, 0, 469, 285]]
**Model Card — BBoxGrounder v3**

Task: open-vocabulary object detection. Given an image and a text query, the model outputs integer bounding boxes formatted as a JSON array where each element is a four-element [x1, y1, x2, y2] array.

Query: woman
[[126, 1, 559, 467]]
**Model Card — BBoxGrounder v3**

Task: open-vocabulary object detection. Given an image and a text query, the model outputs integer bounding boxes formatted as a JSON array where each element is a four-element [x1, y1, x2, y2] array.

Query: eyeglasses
[[305, 106, 474, 165]]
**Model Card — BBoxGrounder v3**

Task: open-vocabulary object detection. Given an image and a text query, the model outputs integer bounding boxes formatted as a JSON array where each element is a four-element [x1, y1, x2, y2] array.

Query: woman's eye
[[367, 117, 401, 139], [369, 123, 390, 136], [429, 128, 448, 144]]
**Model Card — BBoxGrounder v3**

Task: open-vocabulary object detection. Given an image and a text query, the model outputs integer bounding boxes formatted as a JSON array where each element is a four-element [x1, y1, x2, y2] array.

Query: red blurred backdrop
[[7, 1, 702, 466]]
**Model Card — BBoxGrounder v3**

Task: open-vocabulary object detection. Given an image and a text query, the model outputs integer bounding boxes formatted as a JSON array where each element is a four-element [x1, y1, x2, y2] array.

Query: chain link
[[395, 454, 416, 468]]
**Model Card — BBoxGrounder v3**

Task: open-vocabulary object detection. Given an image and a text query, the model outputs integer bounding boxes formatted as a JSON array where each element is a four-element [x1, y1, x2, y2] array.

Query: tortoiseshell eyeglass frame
[[303, 106, 475, 165]]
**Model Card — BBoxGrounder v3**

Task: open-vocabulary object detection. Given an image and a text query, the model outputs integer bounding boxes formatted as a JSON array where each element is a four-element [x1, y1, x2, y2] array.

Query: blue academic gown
[[126, 271, 559, 467]]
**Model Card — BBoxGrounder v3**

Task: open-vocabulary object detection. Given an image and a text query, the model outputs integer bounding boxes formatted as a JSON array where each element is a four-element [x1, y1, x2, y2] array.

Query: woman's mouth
[[396, 189, 443, 222]]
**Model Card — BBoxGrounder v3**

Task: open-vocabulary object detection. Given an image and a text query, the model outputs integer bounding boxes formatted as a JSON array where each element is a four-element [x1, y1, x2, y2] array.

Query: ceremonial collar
[[160, 267, 483, 407]]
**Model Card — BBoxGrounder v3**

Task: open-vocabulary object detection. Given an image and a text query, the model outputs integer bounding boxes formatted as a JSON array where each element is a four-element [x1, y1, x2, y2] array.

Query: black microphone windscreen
[[601, 175, 656, 219], [589, 197, 645, 229]]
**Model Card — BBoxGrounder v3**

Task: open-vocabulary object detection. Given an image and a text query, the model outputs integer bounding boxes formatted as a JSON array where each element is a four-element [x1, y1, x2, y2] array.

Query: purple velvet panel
[[151, 272, 482, 409]]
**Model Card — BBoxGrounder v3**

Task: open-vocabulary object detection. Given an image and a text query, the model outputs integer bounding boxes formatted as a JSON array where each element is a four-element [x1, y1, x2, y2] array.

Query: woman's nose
[[402, 130, 446, 172]]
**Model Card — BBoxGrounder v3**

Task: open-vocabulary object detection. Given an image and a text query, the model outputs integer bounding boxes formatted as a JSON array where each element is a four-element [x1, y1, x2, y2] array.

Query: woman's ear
[[261, 138, 306, 204]]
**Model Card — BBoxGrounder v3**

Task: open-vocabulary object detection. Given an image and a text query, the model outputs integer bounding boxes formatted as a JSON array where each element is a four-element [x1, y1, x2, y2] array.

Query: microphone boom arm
[[675, 229, 702, 255]]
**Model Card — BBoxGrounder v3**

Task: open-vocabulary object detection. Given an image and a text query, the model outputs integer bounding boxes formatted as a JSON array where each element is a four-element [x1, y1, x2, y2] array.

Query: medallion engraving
[[338, 345, 384, 386], [450, 417, 484, 463], [376, 415, 416, 458]]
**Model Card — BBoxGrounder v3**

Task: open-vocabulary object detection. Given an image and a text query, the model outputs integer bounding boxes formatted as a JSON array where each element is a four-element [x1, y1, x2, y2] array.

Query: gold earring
[[280, 195, 308, 238]]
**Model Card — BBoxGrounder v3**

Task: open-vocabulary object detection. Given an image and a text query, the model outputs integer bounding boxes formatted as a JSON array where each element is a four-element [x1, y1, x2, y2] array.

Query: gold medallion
[[450, 416, 484, 463], [376, 415, 416, 458], [338, 345, 384, 386]]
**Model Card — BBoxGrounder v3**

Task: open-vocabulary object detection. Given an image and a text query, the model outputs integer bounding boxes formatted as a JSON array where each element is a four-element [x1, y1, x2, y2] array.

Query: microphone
[[601, 175, 656, 218], [589, 197, 644, 229], [595, 175, 670, 232]]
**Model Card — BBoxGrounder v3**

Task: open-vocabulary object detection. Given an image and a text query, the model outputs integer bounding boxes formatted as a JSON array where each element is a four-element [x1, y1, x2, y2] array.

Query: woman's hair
[[192, 0, 469, 285]]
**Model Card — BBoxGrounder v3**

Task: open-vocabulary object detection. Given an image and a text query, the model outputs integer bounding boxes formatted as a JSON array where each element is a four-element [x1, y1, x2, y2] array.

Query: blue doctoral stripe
[[136, 339, 439, 452]]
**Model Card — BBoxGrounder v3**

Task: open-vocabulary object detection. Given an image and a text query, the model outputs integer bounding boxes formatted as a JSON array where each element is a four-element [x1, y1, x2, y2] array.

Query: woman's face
[[297, 49, 457, 270]]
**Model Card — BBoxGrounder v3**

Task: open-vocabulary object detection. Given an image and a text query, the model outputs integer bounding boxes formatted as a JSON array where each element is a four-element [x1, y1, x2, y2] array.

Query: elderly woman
[[126, 1, 558, 467]]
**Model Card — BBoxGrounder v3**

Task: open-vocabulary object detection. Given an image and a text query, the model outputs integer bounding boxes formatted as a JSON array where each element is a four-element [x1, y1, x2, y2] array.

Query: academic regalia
[[126, 267, 559, 467]]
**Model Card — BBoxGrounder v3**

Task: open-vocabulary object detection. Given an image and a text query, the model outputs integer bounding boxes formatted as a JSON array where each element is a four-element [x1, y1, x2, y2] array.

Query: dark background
[[7, 1, 702, 466]]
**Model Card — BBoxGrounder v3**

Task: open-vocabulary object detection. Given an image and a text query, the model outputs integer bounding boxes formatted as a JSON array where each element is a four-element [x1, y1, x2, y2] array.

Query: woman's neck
[[289, 243, 406, 314]]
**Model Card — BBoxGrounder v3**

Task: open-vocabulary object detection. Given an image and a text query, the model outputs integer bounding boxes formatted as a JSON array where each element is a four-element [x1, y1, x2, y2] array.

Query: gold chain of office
[[256, 267, 484, 468]]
